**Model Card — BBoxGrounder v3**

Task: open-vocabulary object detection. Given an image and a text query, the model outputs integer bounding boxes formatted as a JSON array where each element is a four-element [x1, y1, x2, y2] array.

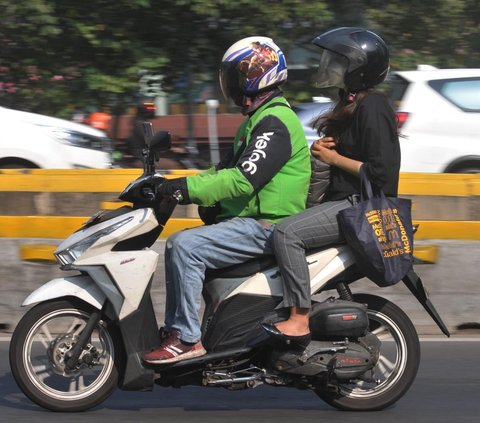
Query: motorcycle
[[9, 123, 450, 412]]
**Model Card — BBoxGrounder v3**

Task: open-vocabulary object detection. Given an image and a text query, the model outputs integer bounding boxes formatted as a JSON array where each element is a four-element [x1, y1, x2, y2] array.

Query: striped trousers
[[274, 198, 354, 309]]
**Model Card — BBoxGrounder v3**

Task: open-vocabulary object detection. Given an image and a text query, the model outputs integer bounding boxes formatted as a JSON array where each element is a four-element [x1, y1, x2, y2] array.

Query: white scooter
[[9, 123, 449, 412]]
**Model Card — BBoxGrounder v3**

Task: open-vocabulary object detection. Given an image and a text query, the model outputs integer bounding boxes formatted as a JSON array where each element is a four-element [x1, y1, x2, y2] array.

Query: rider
[[143, 36, 311, 364], [262, 27, 401, 345]]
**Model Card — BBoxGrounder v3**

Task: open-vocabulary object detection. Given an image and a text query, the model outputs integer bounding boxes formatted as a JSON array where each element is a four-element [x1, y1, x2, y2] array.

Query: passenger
[[143, 36, 311, 364], [262, 27, 401, 346]]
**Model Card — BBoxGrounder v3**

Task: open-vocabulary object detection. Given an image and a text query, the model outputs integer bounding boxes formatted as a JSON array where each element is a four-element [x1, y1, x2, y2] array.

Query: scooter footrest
[[146, 346, 252, 370]]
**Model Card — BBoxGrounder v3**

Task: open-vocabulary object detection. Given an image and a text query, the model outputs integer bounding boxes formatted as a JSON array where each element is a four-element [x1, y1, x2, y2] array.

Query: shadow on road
[[0, 371, 40, 411], [0, 366, 330, 413], [100, 384, 330, 412]]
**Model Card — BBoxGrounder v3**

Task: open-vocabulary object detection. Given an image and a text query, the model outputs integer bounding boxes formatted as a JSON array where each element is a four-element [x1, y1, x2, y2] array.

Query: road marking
[[419, 336, 480, 342]]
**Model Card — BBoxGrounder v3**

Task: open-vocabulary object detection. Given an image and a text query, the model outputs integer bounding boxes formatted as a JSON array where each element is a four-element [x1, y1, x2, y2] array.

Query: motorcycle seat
[[204, 243, 350, 282], [205, 254, 277, 281]]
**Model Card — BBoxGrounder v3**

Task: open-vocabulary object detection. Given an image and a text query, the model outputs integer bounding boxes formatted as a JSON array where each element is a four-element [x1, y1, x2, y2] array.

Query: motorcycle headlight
[[55, 217, 133, 265]]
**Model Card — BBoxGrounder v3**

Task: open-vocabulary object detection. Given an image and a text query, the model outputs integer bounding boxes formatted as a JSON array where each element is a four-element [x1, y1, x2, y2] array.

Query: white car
[[0, 106, 112, 169], [292, 97, 334, 146], [389, 67, 480, 173]]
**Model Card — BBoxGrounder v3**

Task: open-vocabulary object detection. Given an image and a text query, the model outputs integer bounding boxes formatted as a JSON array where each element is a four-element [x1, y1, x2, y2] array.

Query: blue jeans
[[163, 217, 275, 343]]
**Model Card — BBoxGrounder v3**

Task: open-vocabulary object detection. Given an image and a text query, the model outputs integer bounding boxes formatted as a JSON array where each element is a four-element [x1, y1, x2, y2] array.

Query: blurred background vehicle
[[0, 106, 112, 169], [294, 67, 480, 174], [292, 97, 334, 146], [388, 66, 480, 173]]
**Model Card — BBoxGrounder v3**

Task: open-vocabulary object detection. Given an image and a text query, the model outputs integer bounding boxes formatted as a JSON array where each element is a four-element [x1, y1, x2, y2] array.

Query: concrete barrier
[[1, 238, 479, 336], [1, 170, 479, 336], [2, 170, 480, 222]]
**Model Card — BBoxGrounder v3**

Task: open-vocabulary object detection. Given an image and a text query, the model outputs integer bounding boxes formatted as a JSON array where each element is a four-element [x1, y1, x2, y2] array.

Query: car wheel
[[455, 167, 480, 174], [0, 159, 38, 169]]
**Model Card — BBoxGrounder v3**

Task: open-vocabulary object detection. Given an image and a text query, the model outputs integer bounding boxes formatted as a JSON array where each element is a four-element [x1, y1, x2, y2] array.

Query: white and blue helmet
[[220, 36, 288, 106]]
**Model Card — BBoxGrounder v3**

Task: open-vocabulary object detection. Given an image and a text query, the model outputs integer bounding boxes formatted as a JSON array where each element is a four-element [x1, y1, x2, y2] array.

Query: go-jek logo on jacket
[[241, 131, 274, 175]]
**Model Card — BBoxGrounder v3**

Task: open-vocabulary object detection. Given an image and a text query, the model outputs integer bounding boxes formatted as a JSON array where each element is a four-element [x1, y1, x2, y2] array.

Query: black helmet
[[311, 27, 389, 92]]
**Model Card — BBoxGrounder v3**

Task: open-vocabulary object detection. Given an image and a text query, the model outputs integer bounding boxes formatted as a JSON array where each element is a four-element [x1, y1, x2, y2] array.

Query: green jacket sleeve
[[196, 166, 217, 178], [186, 167, 254, 206]]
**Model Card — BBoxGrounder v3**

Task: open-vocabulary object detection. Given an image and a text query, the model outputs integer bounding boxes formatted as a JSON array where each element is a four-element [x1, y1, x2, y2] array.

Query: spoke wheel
[[315, 294, 420, 411], [10, 299, 124, 412]]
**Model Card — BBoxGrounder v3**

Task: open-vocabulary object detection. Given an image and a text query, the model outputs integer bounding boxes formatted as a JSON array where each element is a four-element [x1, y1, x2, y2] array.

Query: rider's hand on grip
[[156, 177, 192, 205]]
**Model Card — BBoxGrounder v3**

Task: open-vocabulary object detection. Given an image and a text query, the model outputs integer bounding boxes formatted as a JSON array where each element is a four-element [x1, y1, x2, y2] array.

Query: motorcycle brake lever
[[141, 186, 156, 201], [172, 189, 184, 203]]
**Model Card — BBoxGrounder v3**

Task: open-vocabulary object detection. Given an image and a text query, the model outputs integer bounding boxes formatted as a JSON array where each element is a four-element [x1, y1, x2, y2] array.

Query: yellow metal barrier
[[19, 244, 57, 262], [1, 215, 479, 240], [412, 245, 439, 264], [0, 216, 203, 239], [1, 169, 480, 241], [413, 220, 480, 240], [398, 173, 480, 196], [100, 201, 132, 210], [0, 169, 199, 192], [18, 242, 441, 264], [1, 169, 480, 196]]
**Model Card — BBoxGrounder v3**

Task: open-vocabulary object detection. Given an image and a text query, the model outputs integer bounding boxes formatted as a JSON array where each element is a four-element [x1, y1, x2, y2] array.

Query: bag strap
[[359, 166, 374, 200], [359, 165, 388, 201]]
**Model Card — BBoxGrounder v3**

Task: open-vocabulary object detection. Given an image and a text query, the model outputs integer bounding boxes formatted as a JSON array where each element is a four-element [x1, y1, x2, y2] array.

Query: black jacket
[[325, 92, 400, 201]]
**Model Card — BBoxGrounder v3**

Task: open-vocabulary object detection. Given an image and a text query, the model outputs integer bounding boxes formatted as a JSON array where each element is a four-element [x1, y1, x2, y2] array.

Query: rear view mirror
[[141, 122, 171, 172], [141, 122, 171, 161], [142, 122, 155, 146], [142, 122, 171, 152], [150, 130, 171, 153]]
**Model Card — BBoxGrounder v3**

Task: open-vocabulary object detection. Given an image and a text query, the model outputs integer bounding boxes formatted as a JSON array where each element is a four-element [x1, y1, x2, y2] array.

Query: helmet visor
[[314, 49, 349, 89], [220, 61, 244, 105]]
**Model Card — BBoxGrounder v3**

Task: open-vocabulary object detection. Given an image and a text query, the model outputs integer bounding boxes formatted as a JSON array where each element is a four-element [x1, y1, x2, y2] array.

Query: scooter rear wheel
[[315, 294, 420, 411], [9, 298, 124, 412]]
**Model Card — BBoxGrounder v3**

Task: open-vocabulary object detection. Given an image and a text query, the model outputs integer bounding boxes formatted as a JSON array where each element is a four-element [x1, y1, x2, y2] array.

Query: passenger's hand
[[311, 137, 339, 166]]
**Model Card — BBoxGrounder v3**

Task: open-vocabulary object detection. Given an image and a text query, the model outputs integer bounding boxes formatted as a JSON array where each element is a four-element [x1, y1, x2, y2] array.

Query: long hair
[[313, 88, 376, 138]]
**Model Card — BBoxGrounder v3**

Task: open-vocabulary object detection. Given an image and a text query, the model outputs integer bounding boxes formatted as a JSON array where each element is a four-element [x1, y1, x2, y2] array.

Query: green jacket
[[186, 96, 310, 224]]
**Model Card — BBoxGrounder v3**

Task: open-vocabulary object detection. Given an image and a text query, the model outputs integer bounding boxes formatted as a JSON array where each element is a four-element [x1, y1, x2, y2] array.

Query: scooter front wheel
[[9, 299, 124, 412]]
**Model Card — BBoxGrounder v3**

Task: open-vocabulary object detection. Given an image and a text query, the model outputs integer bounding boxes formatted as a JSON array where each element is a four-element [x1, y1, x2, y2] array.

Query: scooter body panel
[[55, 208, 159, 262], [308, 246, 356, 293], [222, 246, 355, 301], [75, 250, 159, 319], [201, 246, 355, 352], [22, 275, 106, 310]]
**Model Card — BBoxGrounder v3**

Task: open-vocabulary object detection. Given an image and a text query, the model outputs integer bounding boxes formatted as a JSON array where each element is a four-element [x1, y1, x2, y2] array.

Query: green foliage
[[364, 0, 480, 70], [0, 0, 478, 118]]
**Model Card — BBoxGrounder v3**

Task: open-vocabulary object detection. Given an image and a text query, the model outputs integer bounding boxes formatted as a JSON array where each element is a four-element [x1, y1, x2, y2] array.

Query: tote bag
[[337, 167, 414, 286]]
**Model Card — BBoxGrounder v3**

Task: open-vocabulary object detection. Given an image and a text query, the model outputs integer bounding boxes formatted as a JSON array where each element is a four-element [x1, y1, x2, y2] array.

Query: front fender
[[23, 275, 106, 310]]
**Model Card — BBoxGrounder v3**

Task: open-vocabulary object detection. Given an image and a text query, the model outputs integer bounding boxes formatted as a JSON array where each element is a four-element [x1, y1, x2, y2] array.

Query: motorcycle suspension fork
[[65, 308, 103, 370], [336, 281, 353, 301]]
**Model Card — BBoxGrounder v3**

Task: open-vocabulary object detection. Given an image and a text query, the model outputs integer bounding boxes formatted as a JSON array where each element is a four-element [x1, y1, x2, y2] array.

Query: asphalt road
[[1, 338, 479, 423]]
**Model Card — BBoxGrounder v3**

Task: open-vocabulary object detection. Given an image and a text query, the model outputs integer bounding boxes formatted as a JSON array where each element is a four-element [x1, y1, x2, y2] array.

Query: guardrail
[[0, 169, 198, 192], [1, 169, 479, 195], [1, 169, 480, 242], [2, 170, 477, 336]]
